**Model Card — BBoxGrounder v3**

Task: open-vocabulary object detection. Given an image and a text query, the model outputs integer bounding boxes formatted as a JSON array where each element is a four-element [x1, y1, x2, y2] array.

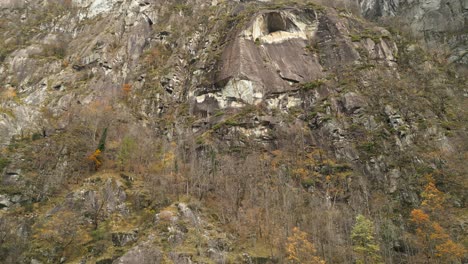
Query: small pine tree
[[351, 215, 382, 264], [97, 127, 108, 152]]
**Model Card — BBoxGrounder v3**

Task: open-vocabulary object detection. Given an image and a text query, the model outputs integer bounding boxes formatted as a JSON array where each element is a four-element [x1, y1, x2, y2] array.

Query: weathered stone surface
[[112, 231, 138, 247], [0, 0, 25, 8], [0, 194, 12, 209], [209, 9, 324, 108], [167, 252, 193, 264], [177, 202, 199, 225], [30, 259, 43, 264], [112, 241, 162, 264], [315, 14, 361, 68], [2, 170, 20, 185], [341, 92, 367, 114], [194, 7, 399, 114], [359, 0, 399, 17], [361, 0, 467, 64], [388, 168, 401, 193], [0, 1, 465, 263]]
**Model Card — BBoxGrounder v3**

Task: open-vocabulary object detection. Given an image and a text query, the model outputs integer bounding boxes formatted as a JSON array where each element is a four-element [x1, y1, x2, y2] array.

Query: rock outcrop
[[195, 8, 324, 110], [193, 6, 397, 115], [360, 0, 468, 64], [112, 241, 162, 264], [0, 1, 466, 263], [359, 0, 399, 17]]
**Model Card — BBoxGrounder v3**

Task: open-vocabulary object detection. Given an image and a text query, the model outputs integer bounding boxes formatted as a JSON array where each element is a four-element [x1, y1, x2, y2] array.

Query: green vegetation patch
[[350, 29, 382, 43], [300, 79, 324, 91], [357, 141, 380, 157]]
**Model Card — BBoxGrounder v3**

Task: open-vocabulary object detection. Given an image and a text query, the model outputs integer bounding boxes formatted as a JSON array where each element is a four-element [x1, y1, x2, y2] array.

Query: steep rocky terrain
[[0, 0, 467, 263], [360, 0, 468, 64]]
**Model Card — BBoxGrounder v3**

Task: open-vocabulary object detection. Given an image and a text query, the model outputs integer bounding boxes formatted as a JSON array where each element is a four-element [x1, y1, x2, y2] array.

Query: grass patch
[[357, 141, 380, 157], [0, 157, 10, 171], [350, 30, 382, 43], [300, 80, 324, 91]]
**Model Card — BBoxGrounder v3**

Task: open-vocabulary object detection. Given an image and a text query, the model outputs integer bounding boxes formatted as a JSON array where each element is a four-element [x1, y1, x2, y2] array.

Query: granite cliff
[[0, 0, 466, 263], [360, 0, 467, 64]]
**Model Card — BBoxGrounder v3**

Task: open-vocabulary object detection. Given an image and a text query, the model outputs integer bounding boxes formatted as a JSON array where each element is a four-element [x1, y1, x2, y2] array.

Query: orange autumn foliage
[[122, 83, 132, 95], [87, 149, 102, 170], [410, 209, 430, 225], [429, 223, 450, 242], [435, 240, 466, 261], [286, 227, 326, 264], [1, 87, 17, 99], [421, 181, 445, 213], [409, 176, 466, 262]]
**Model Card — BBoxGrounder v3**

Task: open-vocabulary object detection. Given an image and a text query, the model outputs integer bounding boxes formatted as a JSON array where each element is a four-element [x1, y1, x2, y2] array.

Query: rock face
[[0, 0, 25, 8], [0, 1, 466, 264], [196, 8, 324, 110], [112, 241, 162, 264], [112, 231, 138, 247], [361, 0, 467, 63], [193, 7, 397, 115], [359, 0, 399, 17], [0, 194, 12, 209]]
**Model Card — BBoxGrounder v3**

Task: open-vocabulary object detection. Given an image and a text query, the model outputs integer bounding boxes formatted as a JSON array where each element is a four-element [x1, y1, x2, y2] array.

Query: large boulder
[[112, 241, 162, 264], [193, 7, 359, 113]]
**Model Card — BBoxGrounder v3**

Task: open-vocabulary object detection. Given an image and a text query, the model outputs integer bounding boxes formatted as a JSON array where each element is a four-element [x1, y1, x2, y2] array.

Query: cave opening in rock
[[265, 12, 298, 35], [266, 12, 287, 33], [267, 13, 286, 34]]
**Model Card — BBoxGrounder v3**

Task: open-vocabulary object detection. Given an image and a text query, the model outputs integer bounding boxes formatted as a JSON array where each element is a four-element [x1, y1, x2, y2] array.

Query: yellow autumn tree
[[410, 176, 466, 262], [87, 149, 102, 170], [286, 227, 325, 264], [410, 209, 466, 262], [420, 177, 445, 214], [410, 209, 432, 259], [435, 240, 466, 262]]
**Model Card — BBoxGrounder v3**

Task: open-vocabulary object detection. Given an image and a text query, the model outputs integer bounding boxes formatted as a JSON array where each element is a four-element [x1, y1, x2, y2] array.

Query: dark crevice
[[279, 71, 300, 83], [267, 12, 287, 33], [279, 75, 300, 83], [264, 12, 299, 34], [147, 17, 153, 26], [142, 13, 153, 27]]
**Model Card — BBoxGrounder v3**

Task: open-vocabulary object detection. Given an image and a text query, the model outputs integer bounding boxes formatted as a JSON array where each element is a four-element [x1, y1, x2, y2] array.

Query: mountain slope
[[0, 0, 466, 263]]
